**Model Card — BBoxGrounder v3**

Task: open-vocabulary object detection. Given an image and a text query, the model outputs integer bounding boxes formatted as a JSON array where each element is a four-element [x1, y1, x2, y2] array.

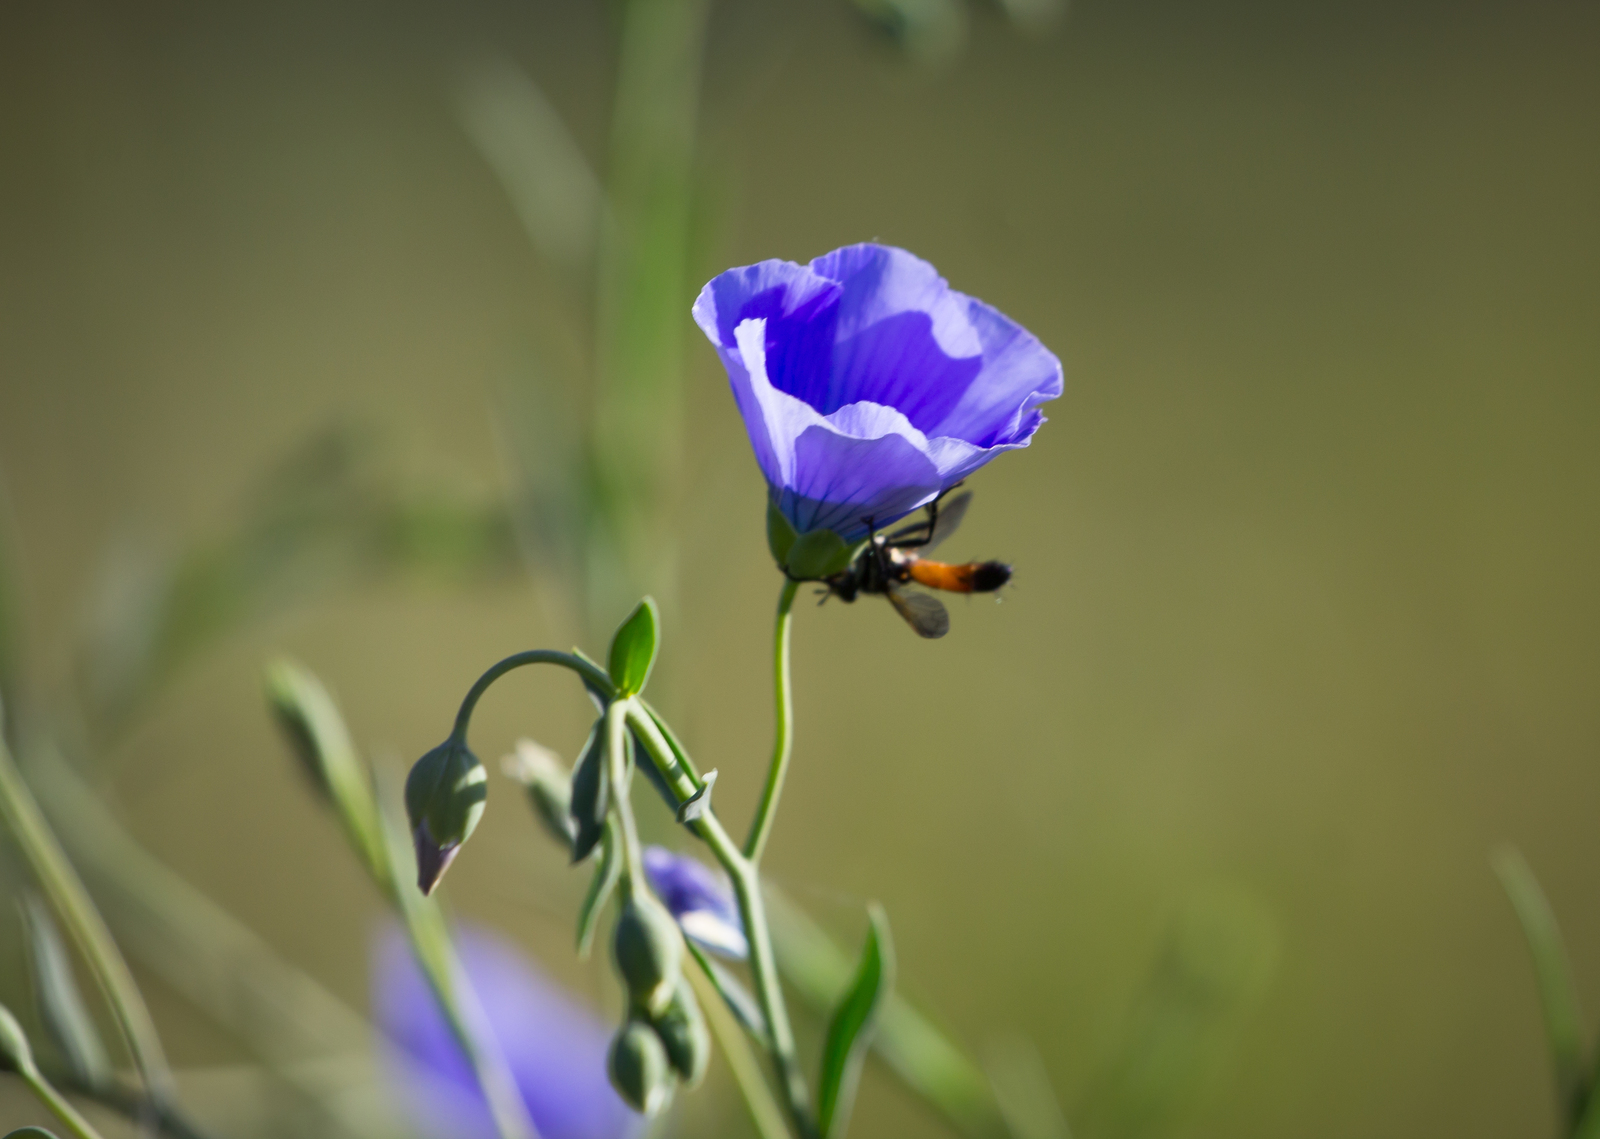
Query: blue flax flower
[[372, 922, 641, 1139], [643, 845, 748, 959], [693, 243, 1062, 543]]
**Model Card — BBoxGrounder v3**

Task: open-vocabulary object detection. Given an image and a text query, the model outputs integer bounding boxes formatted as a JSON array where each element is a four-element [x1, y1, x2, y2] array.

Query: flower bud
[[0, 1001, 37, 1075], [404, 737, 487, 895], [612, 894, 682, 1016], [652, 977, 711, 1088], [500, 739, 577, 856], [607, 1020, 673, 1116]]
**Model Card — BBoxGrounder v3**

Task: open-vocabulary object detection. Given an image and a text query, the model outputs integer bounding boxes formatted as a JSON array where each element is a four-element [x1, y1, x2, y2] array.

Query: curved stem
[[452, 651, 615, 741], [0, 716, 180, 1129], [626, 705, 815, 1139], [745, 578, 799, 863]]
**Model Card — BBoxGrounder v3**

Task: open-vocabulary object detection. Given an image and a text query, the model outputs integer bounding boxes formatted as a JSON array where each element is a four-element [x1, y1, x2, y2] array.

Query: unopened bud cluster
[[607, 891, 710, 1113]]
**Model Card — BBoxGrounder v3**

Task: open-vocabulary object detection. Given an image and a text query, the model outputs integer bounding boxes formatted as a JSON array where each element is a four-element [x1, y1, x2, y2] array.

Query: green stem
[[604, 700, 644, 887], [626, 705, 815, 1139], [18, 1064, 109, 1139], [0, 715, 180, 1121], [452, 651, 614, 742], [745, 578, 799, 863], [684, 948, 791, 1139]]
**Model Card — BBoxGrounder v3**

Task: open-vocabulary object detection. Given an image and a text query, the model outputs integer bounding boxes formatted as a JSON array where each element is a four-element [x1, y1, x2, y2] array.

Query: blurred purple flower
[[643, 846, 748, 959], [693, 243, 1062, 541], [372, 922, 641, 1139]]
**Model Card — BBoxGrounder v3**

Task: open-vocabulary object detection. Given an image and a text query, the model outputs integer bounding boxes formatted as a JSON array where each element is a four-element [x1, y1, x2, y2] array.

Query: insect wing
[[889, 490, 972, 553], [886, 587, 950, 639], [922, 490, 972, 553]]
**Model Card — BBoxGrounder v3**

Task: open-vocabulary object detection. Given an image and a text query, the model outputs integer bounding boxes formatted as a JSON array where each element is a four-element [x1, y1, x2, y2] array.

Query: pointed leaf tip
[[608, 597, 660, 696], [818, 904, 895, 1139]]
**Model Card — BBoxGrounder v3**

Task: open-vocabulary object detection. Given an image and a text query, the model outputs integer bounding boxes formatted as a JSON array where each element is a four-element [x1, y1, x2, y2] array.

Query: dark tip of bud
[[404, 738, 487, 894], [413, 823, 460, 896], [972, 561, 1013, 592]]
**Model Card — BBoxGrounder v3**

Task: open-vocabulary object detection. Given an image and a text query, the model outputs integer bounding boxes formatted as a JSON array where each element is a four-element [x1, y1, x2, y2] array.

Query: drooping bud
[[607, 1020, 673, 1116], [500, 739, 577, 856], [612, 894, 683, 1016], [404, 737, 487, 895], [652, 977, 711, 1088]]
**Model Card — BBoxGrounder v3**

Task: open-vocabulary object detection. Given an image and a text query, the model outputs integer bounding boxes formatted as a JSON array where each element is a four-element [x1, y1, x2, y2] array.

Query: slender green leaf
[[576, 822, 622, 959], [20, 896, 113, 1093], [818, 904, 895, 1139], [607, 597, 660, 696], [765, 885, 1007, 1138], [684, 940, 765, 1039], [1494, 844, 1588, 1124]]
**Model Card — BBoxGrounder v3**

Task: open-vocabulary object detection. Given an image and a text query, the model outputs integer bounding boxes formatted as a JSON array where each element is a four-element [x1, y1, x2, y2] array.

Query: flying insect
[[823, 489, 1011, 639]]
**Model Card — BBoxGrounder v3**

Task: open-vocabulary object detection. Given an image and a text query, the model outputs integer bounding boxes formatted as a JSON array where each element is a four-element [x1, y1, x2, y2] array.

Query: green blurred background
[[2, 1, 1599, 1136]]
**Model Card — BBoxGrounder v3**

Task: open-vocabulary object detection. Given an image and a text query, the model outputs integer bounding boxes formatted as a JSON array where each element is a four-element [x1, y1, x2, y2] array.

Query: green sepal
[[568, 722, 607, 862], [818, 904, 895, 1139], [20, 896, 113, 1093], [608, 597, 660, 696], [404, 737, 488, 894], [576, 820, 623, 959], [766, 501, 798, 565], [6, 1128, 62, 1138], [784, 528, 869, 580]]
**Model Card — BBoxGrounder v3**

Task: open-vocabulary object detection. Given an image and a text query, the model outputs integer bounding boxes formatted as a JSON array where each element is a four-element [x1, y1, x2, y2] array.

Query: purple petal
[[372, 922, 641, 1139], [694, 243, 1061, 539], [643, 846, 748, 959]]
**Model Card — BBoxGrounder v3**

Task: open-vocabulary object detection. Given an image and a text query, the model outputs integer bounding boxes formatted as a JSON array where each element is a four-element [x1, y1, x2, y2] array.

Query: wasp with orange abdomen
[[823, 489, 1011, 639]]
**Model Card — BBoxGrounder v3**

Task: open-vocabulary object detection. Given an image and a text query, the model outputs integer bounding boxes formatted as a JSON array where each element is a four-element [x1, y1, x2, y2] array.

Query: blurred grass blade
[[1075, 884, 1278, 1139], [78, 426, 517, 740], [589, 0, 711, 623], [765, 885, 1008, 1138], [575, 821, 621, 958], [0, 718, 181, 1118], [372, 765, 540, 1139], [0, 481, 22, 741], [265, 660, 387, 885], [29, 744, 395, 1139], [682, 961, 788, 1139], [1493, 844, 1588, 1124], [818, 904, 894, 1139], [264, 663, 535, 1139], [21, 894, 114, 1094], [983, 1034, 1071, 1139], [456, 58, 603, 272]]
